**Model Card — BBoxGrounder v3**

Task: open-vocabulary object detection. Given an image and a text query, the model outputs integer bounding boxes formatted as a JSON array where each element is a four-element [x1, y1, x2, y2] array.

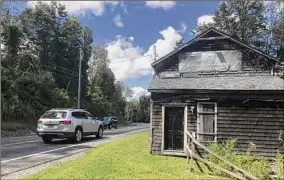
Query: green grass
[[23, 132, 227, 180]]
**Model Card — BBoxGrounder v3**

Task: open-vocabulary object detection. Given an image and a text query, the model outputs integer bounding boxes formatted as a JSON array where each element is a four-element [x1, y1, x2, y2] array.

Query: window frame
[[197, 102, 217, 142]]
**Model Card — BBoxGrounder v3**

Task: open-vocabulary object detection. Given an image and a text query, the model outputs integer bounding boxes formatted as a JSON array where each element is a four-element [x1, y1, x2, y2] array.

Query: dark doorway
[[164, 107, 184, 150]]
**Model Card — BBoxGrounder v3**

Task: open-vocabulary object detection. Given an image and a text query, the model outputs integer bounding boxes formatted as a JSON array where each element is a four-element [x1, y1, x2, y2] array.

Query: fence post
[[189, 132, 196, 172], [192, 132, 196, 156], [187, 133, 189, 163]]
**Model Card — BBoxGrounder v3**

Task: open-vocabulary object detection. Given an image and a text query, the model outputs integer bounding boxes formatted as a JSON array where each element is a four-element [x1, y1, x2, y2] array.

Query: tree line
[[2, 1, 284, 125], [1, 2, 150, 125], [195, 1, 284, 62]]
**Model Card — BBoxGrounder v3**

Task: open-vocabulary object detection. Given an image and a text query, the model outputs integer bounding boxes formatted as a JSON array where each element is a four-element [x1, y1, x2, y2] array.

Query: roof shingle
[[148, 76, 284, 91]]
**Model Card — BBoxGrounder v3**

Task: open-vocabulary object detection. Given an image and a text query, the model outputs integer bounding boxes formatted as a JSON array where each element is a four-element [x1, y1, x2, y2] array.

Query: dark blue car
[[100, 116, 118, 129]]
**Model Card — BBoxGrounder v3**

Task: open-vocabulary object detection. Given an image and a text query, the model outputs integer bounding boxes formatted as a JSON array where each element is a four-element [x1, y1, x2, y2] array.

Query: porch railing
[[185, 130, 259, 180]]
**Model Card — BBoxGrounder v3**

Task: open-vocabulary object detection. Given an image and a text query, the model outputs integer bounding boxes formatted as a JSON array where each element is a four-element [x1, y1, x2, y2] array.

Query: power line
[[111, 54, 153, 63], [19, 70, 78, 82], [42, 61, 78, 75], [41, 67, 89, 84], [48, 70, 78, 81], [48, 69, 89, 84], [40, 64, 78, 77], [40, 64, 88, 82]]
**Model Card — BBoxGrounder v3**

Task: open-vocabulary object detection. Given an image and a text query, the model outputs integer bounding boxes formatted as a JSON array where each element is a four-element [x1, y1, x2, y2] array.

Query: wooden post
[[189, 132, 196, 172], [187, 133, 189, 163], [192, 132, 196, 156]]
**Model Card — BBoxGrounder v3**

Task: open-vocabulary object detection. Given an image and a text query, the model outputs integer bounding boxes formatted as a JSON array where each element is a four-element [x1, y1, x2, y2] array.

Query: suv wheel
[[42, 136, 52, 144], [96, 126, 103, 138], [108, 123, 112, 129], [74, 128, 82, 143]]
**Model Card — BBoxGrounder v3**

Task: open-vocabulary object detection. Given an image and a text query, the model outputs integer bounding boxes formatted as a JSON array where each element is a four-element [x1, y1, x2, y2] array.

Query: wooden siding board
[[152, 103, 163, 153], [215, 106, 284, 158], [150, 93, 284, 158]]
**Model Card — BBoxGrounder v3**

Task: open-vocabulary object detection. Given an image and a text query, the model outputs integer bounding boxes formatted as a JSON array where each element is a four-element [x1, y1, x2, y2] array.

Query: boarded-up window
[[197, 103, 217, 142], [179, 50, 242, 73]]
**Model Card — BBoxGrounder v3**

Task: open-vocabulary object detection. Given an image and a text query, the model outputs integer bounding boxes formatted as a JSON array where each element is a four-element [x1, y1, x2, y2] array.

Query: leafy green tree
[[0, 1, 134, 127], [269, 1, 284, 61], [125, 95, 150, 123], [195, 1, 267, 49]]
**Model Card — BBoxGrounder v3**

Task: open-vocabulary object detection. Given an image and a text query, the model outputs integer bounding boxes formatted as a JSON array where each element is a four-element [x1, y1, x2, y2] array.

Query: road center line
[[1, 128, 147, 164]]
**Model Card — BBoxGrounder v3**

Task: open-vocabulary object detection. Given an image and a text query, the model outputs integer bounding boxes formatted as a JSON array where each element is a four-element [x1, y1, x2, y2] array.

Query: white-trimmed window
[[197, 102, 217, 142]]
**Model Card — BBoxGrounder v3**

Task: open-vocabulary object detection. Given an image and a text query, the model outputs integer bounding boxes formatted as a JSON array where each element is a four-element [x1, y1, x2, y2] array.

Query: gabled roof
[[151, 28, 280, 68], [148, 76, 284, 91]]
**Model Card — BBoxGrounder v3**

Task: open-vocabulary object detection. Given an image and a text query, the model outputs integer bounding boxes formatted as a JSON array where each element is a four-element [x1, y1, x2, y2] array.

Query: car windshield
[[41, 111, 67, 119]]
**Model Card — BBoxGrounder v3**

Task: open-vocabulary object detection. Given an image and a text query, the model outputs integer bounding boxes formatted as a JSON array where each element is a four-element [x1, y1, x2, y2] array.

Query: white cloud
[[128, 87, 150, 100], [106, 26, 182, 80], [120, 2, 128, 14], [178, 22, 187, 34], [28, 1, 119, 16], [113, 14, 124, 28], [145, 1, 176, 10], [128, 36, 134, 41], [197, 15, 214, 26]]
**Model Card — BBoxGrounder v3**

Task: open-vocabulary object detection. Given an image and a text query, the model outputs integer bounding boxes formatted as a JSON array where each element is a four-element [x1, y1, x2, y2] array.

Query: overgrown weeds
[[275, 152, 284, 179], [205, 139, 270, 180]]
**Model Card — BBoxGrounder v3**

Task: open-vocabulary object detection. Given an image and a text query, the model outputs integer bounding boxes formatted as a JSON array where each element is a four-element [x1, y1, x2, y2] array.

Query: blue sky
[[19, 1, 219, 98]]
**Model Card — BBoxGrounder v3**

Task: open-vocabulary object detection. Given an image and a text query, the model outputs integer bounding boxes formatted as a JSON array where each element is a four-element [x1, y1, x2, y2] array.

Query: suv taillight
[[59, 120, 71, 125], [38, 120, 42, 124]]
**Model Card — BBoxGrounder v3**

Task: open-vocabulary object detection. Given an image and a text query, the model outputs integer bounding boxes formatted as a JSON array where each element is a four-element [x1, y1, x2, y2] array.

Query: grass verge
[[23, 132, 227, 180]]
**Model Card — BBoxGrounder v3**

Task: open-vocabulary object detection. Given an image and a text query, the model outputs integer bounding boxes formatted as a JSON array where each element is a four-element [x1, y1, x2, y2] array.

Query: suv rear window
[[41, 111, 67, 119]]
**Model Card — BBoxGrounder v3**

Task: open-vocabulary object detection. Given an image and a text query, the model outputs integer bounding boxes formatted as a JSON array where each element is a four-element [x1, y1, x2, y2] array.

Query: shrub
[[205, 139, 270, 180], [275, 152, 284, 179]]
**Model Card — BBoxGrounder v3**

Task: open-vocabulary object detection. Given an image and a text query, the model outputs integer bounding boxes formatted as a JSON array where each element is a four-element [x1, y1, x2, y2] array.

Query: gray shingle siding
[[148, 76, 284, 91]]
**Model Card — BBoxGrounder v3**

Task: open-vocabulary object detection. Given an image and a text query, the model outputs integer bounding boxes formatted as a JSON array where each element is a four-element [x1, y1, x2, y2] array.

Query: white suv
[[36, 108, 104, 143]]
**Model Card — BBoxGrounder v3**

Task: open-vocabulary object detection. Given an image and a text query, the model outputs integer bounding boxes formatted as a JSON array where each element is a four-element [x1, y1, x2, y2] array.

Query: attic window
[[197, 102, 217, 142]]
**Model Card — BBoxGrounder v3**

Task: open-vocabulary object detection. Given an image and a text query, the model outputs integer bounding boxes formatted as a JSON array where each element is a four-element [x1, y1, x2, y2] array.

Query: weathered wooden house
[[148, 28, 284, 159]]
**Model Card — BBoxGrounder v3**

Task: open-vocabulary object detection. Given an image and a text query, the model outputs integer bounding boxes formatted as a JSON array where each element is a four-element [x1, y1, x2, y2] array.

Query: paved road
[[1, 123, 149, 178]]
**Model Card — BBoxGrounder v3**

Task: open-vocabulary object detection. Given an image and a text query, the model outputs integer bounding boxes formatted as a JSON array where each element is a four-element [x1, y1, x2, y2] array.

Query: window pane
[[72, 112, 87, 119], [198, 103, 217, 142], [86, 113, 94, 119], [80, 112, 88, 119], [199, 114, 214, 133], [199, 104, 215, 113], [41, 111, 67, 119], [72, 112, 80, 118]]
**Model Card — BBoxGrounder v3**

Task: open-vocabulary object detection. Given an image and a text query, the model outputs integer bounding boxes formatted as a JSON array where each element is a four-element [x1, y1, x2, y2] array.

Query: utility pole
[[77, 30, 84, 109], [77, 48, 82, 109]]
